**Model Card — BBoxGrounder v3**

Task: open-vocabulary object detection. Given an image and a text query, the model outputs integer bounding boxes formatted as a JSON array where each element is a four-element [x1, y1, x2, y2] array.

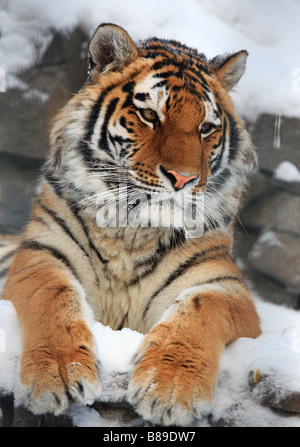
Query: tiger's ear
[[210, 50, 248, 91], [88, 23, 138, 74]]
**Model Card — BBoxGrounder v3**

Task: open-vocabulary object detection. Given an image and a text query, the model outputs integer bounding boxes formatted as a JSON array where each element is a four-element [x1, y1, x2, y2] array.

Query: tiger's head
[[47, 23, 256, 236]]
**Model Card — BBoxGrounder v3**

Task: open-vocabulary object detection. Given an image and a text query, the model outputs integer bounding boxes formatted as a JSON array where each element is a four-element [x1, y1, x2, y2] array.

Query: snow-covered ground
[[1, 0, 300, 122], [1, 296, 300, 427], [1, 0, 300, 427]]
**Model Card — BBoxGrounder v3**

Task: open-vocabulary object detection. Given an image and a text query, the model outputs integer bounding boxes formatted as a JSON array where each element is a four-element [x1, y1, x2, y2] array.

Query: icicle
[[273, 114, 282, 149]]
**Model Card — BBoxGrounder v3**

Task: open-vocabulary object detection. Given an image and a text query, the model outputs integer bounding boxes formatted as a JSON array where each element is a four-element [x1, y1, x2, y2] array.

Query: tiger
[[0, 23, 261, 426]]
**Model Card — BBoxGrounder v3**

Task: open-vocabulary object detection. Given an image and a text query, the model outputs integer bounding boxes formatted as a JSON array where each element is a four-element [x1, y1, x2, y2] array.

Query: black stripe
[[207, 167, 231, 192], [86, 85, 117, 141], [199, 275, 244, 286], [165, 95, 171, 112], [152, 71, 179, 80], [99, 97, 119, 155], [11, 260, 51, 277], [117, 313, 128, 330], [80, 84, 118, 166], [108, 133, 133, 158], [121, 81, 135, 109], [127, 231, 186, 287], [128, 244, 167, 287], [37, 202, 92, 262], [144, 244, 228, 316], [210, 119, 227, 175], [151, 59, 210, 90], [222, 215, 233, 227], [53, 285, 73, 299], [41, 179, 108, 266], [31, 216, 50, 227], [151, 79, 168, 89], [68, 202, 108, 265], [227, 113, 239, 161], [134, 93, 150, 102], [155, 67, 208, 97], [119, 116, 134, 133], [0, 250, 16, 265], [43, 170, 63, 198], [0, 266, 9, 279], [144, 42, 209, 70], [20, 240, 79, 280]]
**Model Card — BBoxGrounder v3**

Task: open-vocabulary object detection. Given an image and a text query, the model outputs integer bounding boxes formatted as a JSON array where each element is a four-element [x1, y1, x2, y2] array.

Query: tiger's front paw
[[127, 326, 216, 426], [17, 341, 101, 416]]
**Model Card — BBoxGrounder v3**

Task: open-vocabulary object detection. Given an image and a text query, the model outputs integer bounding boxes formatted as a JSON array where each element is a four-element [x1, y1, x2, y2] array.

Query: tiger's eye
[[140, 108, 158, 122], [200, 122, 215, 134]]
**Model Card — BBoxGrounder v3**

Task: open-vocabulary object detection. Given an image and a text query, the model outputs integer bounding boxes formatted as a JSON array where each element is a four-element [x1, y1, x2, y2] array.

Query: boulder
[[248, 230, 300, 295], [0, 27, 88, 161], [253, 114, 300, 195], [0, 153, 40, 233], [249, 370, 300, 414], [0, 27, 88, 234], [241, 190, 300, 236]]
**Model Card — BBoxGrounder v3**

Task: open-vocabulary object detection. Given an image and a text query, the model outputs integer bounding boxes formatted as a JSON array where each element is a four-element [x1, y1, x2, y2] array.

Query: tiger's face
[[113, 70, 215, 192], [48, 24, 256, 234]]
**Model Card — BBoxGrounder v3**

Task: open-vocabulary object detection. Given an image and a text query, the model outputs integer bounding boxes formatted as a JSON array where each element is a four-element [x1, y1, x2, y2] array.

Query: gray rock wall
[[0, 28, 88, 233], [234, 114, 300, 309]]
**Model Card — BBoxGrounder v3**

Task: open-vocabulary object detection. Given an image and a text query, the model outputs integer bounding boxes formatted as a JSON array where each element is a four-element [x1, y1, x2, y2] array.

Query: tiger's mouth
[[95, 182, 205, 237]]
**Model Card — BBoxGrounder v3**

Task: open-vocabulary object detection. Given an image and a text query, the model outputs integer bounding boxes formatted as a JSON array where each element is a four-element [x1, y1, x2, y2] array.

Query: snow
[[1, 0, 300, 122], [258, 231, 283, 248], [274, 161, 300, 183], [1, 296, 300, 427]]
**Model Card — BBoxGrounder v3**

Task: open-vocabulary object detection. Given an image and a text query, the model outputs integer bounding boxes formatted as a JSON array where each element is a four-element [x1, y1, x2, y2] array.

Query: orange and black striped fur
[[0, 24, 260, 425]]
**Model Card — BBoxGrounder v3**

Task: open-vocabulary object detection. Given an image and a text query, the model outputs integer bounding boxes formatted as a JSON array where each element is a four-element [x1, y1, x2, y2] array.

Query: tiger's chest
[[84, 227, 179, 333]]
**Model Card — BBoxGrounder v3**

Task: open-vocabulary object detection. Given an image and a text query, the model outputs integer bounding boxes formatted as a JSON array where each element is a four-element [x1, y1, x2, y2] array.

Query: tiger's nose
[[159, 166, 198, 191]]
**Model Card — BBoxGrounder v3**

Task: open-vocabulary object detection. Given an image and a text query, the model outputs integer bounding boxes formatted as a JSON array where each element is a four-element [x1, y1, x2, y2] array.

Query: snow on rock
[[273, 161, 300, 183], [212, 328, 300, 426], [1, 297, 300, 426]]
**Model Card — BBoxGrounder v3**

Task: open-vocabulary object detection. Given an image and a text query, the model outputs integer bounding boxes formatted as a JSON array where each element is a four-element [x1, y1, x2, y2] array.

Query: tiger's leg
[[3, 246, 101, 415], [128, 282, 261, 426]]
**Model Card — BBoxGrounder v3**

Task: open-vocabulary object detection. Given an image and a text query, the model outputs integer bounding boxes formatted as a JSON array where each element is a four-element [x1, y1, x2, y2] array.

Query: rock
[[0, 153, 40, 233], [241, 190, 300, 236], [237, 113, 300, 309], [0, 85, 49, 160], [243, 169, 279, 206], [249, 370, 300, 414], [0, 394, 14, 427], [270, 176, 300, 196], [0, 27, 88, 161], [253, 114, 300, 195], [0, 27, 88, 233], [233, 226, 299, 309], [0, 395, 143, 427], [247, 272, 299, 309], [248, 230, 300, 295], [0, 395, 73, 427], [253, 114, 300, 173]]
